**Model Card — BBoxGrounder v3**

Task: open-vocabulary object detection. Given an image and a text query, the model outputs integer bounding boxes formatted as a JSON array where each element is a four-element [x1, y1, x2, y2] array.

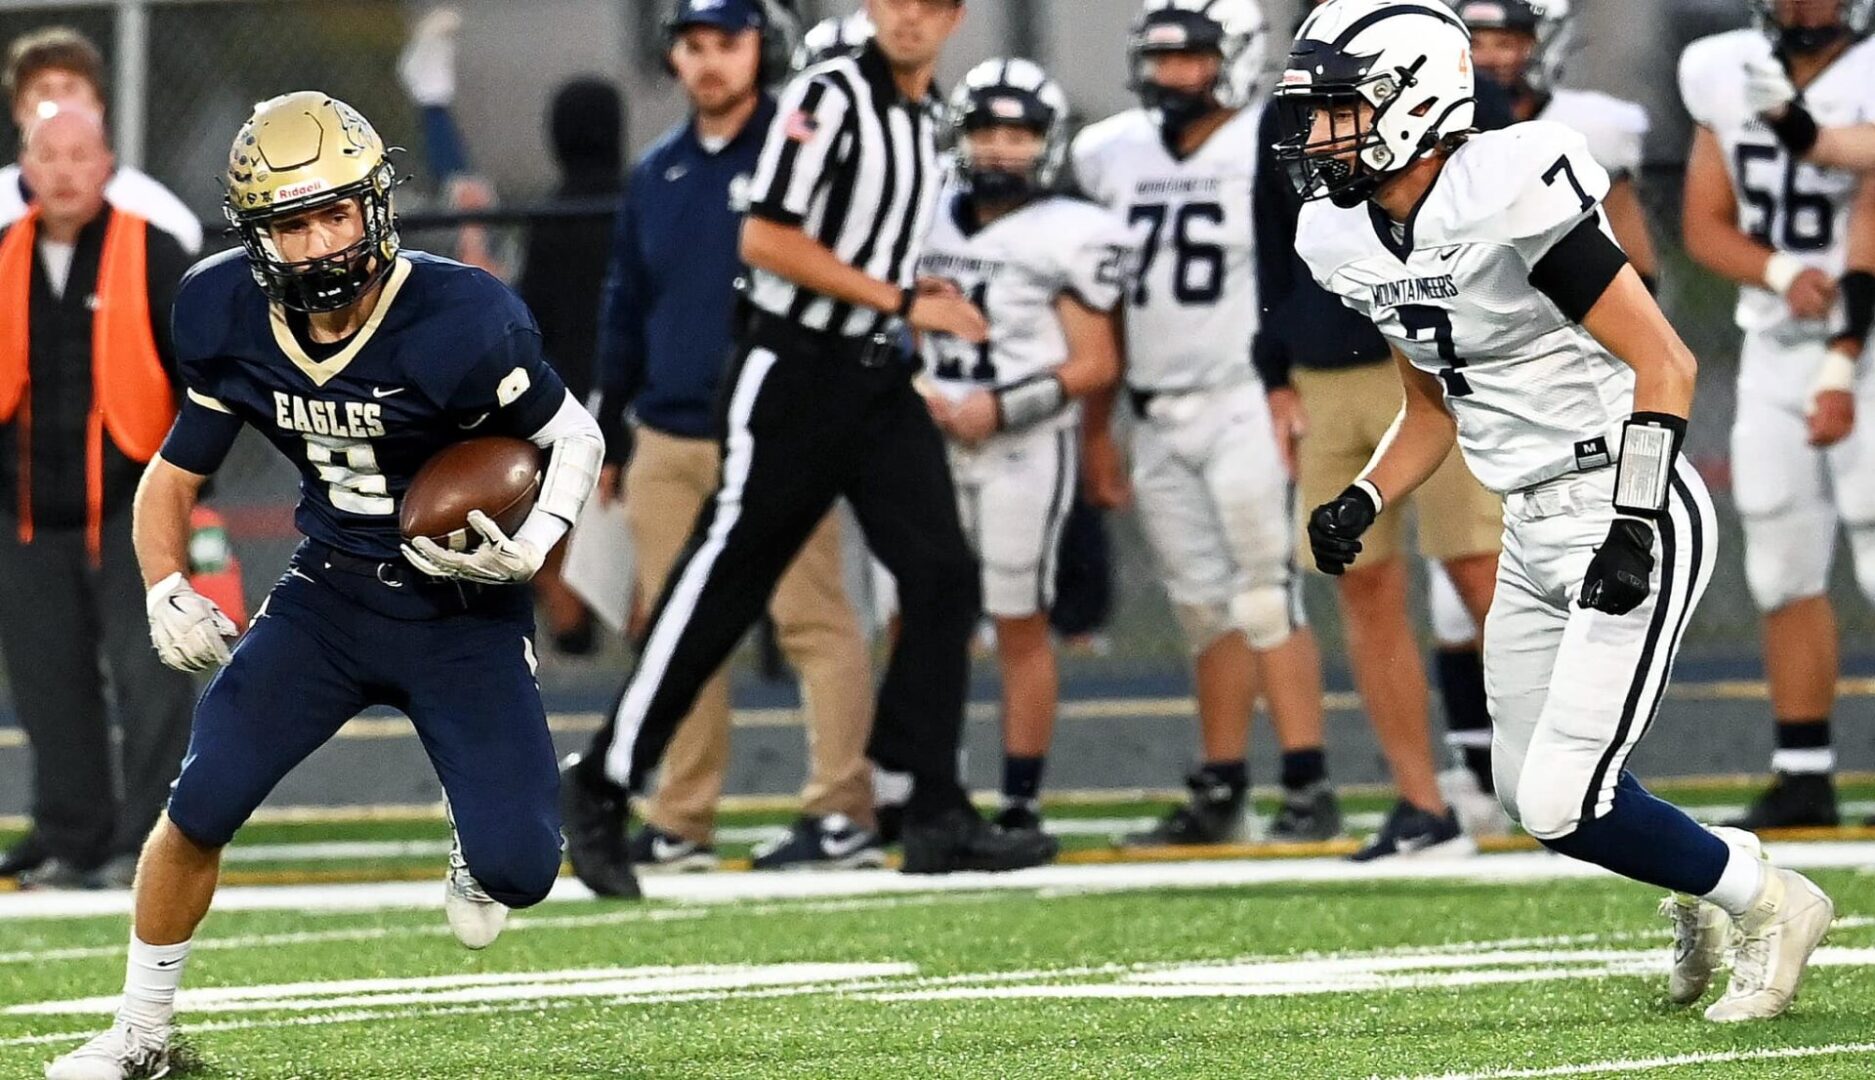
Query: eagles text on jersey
[[163, 250, 568, 560]]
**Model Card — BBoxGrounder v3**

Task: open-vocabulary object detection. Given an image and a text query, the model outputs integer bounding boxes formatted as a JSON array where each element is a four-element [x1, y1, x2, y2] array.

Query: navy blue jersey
[[162, 250, 566, 560]]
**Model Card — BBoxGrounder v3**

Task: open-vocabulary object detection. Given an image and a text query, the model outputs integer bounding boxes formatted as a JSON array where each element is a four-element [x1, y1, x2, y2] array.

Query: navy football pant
[[166, 548, 562, 908]]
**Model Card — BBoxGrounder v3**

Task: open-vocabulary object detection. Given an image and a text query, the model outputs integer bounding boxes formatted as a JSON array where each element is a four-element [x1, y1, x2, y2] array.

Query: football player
[[916, 59, 1133, 830], [1680, 0, 1875, 829], [1075, 0, 1344, 847], [45, 92, 603, 1080], [1285, 0, 1833, 1022], [1456, 0, 1660, 287]]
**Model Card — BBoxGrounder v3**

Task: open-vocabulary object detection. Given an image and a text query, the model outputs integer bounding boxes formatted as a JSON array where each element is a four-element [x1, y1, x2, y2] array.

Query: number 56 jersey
[[1679, 30, 1875, 346], [164, 249, 568, 561], [1072, 106, 1262, 393], [1295, 123, 1632, 495]]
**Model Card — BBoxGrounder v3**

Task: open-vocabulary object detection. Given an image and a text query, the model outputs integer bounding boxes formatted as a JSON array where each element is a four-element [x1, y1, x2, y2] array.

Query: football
[[399, 436, 542, 551]]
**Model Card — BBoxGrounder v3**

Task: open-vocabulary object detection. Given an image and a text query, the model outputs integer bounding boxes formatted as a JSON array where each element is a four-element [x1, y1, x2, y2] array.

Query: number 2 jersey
[[915, 183, 1137, 432], [161, 249, 568, 561], [1072, 105, 1262, 393], [1295, 122, 1632, 495], [1679, 29, 1875, 346]]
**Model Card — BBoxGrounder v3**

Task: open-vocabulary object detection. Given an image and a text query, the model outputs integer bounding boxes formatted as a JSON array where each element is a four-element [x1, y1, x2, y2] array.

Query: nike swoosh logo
[[819, 831, 875, 859], [372, 387, 407, 399], [155, 958, 183, 968], [459, 412, 491, 430], [1438, 247, 1461, 261], [650, 837, 695, 863]]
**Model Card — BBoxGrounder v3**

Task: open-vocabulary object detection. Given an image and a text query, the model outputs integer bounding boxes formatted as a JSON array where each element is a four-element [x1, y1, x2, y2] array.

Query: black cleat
[[1270, 781, 1344, 843], [0, 832, 48, 878], [1726, 772, 1840, 831], [751, 814, 886, 871], [626, 824, 720, 874], [558, 752, 642, 899], [1350, 801, 1474, 862], [992, 803, 1043, 834], [900, 805, 1058, 874], [1125, 771, 1249, 846]]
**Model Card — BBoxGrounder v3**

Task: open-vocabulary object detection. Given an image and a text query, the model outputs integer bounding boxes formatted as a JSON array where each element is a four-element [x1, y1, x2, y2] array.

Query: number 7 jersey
[[1679, 29, 1875, 344], [1072, 106, 1262, 392], [1295, 123, 1633, 495]]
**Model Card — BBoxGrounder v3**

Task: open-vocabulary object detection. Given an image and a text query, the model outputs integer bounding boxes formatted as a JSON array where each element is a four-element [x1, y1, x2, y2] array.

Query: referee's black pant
[[591, 316, 981, 818]]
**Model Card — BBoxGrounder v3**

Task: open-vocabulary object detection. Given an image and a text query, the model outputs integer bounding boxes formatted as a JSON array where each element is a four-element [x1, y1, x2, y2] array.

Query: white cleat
[[1663, 826, 1765, 1006], [1661, 894, 1729, 1005], [1436, 767, 1512, 839], [1704, 866, 1835, 1022], [443, 809, 508, 951], [44, 1018, 171, 1080]]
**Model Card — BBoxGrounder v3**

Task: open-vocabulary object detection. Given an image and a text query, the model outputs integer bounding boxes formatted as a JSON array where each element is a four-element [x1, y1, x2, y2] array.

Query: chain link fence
[[0, 0, 1862, 702]]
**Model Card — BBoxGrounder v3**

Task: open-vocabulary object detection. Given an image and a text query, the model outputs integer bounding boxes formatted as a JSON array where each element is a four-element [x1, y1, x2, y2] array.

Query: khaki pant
[[1292, 362, 1501, 566], [627, 426, 874, 841]]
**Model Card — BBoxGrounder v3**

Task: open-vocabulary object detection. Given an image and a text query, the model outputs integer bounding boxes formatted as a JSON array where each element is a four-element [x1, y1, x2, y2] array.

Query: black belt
[[302, 540, 418, 587], [739, 307, 905, 369]]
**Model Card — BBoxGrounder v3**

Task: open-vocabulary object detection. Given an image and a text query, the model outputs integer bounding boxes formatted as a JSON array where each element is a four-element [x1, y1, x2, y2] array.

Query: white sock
[[1702, 842, 1767, 917], [872, 767, 913, 809], [119, 934, 191, 1030]]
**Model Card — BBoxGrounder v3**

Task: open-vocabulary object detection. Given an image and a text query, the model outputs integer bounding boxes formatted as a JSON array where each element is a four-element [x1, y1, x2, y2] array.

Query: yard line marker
[[1383, 1042, 1875, 1079]]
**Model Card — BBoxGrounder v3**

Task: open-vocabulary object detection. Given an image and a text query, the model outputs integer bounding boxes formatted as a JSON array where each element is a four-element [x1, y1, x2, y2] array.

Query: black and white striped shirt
[[746, 41, 943, 340]]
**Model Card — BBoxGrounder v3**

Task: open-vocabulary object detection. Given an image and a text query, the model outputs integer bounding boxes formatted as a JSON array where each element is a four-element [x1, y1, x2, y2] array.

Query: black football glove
[[1578, 518, 1655, 615], [1308, 484, 1380, 576]]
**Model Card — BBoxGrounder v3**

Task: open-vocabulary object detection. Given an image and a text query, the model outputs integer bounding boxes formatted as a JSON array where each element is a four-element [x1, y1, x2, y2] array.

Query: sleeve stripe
[[186, 387, 233, 414]]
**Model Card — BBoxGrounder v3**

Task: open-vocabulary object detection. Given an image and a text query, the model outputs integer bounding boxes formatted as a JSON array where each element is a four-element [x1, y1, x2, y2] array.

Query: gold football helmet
[[224, 91, 400, 312]]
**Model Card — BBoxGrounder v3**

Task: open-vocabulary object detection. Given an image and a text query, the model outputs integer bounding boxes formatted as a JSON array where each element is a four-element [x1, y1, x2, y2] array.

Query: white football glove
[[402, 510, 545, 585], [146, 571, 239, 673], [1743, 52, 1798, 118]]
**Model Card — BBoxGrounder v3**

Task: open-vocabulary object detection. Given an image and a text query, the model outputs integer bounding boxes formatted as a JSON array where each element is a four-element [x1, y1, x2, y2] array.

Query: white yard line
[[1383, 1042, 1875, 1079], [6, 842, 1874, 922]]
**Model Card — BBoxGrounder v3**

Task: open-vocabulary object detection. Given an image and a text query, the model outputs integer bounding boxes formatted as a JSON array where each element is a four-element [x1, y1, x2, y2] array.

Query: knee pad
[[1514, 775, 1586, 841], [1230, 584, 1294, 651], [1742, 511, 1833, 612], [982, 563, 1045, 620], [1174, 601, 1235, 656]]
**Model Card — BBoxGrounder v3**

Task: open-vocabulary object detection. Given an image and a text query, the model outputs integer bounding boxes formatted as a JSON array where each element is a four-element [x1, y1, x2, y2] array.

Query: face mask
[[967, 167, 1034, 204]]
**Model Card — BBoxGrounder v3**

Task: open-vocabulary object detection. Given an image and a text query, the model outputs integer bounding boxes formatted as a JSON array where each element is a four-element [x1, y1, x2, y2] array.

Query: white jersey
[[1297, 123, 1631, 495], [1538, 89, 1649, 180], [1679, 30, 1875, 344], [0, 163, 203, 254], [916, 184, 1137, 433], [1072, 106, 1261, 392]]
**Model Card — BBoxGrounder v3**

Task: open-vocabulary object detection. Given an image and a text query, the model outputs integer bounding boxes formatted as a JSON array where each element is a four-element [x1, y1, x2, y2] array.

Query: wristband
[[993, 374, 1067, 432], [1811, 350, 1857, 400], [1351, 478, 1385, 516], [1612, 412, 1687, 518], [1766, 101, 1820, 157], [896, 286, 917, 319], [1763, 252, 1806, 297]]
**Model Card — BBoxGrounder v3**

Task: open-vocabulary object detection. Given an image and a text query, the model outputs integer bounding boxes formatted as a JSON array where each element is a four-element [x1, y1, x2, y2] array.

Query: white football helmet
[[793, 11, 874, 72], [1273, 0, 1475, 207], [1453, 0, 1572, 91], [1127, 0, 1269, 128], [1751, 0, 1875, 55], [947, 58, 1072, 203]]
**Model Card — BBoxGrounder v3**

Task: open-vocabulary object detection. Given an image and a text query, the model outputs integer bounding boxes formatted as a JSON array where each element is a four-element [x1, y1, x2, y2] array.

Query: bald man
[[0, 103, 196, 888]]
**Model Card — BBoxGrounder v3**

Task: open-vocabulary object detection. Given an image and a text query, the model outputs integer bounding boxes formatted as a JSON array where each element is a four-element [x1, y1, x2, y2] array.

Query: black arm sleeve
[[1835, 269, 1874, 349], [1527, 214, 1630, 323], [1251, 104, 1298, 390]]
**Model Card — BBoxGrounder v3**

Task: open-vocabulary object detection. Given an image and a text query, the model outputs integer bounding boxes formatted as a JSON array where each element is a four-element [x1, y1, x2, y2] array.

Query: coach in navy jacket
[[580, 0, 875, 877]]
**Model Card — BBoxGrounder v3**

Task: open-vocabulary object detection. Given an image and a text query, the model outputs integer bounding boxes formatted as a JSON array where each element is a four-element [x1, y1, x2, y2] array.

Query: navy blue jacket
[[593, 97, 776, 457]]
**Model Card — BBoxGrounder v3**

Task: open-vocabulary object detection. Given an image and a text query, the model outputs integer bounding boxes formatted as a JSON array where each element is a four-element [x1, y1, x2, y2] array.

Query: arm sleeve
[[158, 388, 243, 476], [448, 325, 569, 438], [593, 178, 649, 463], [513, 389, 605, 554], [747, 73, 853, 226], [1528, 213, 1630, 322], [1252, 104, 1299, 390]]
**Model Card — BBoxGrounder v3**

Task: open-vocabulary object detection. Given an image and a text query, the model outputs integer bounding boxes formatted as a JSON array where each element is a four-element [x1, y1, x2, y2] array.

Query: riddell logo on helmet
[[990, 97, 1026, 119], [275, 179, 330, 201], [1281, 70, 1312, 87], [1145, 25, 1189, 47]]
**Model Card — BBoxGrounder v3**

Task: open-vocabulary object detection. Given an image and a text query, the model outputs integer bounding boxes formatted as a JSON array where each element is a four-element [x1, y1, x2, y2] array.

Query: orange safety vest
[[0, 205, 176, 562]]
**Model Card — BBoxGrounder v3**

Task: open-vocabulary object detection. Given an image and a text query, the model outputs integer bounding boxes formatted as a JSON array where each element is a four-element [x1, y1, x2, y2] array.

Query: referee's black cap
[[666, 0, 769, 35]]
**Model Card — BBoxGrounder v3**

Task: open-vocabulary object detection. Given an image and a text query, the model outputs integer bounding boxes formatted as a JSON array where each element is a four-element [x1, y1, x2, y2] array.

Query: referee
[[564, 0, 1056, 893]]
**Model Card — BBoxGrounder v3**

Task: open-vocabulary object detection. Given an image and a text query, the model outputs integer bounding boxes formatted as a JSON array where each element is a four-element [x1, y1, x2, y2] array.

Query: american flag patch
[[785, 110, 819, 143]]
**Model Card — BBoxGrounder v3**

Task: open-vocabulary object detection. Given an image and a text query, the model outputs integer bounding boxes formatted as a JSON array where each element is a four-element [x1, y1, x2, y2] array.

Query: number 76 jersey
[[1295, 123, 1634, 495], [1679, 30, 1875, 345], [1072, 106, 1263, 392]]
